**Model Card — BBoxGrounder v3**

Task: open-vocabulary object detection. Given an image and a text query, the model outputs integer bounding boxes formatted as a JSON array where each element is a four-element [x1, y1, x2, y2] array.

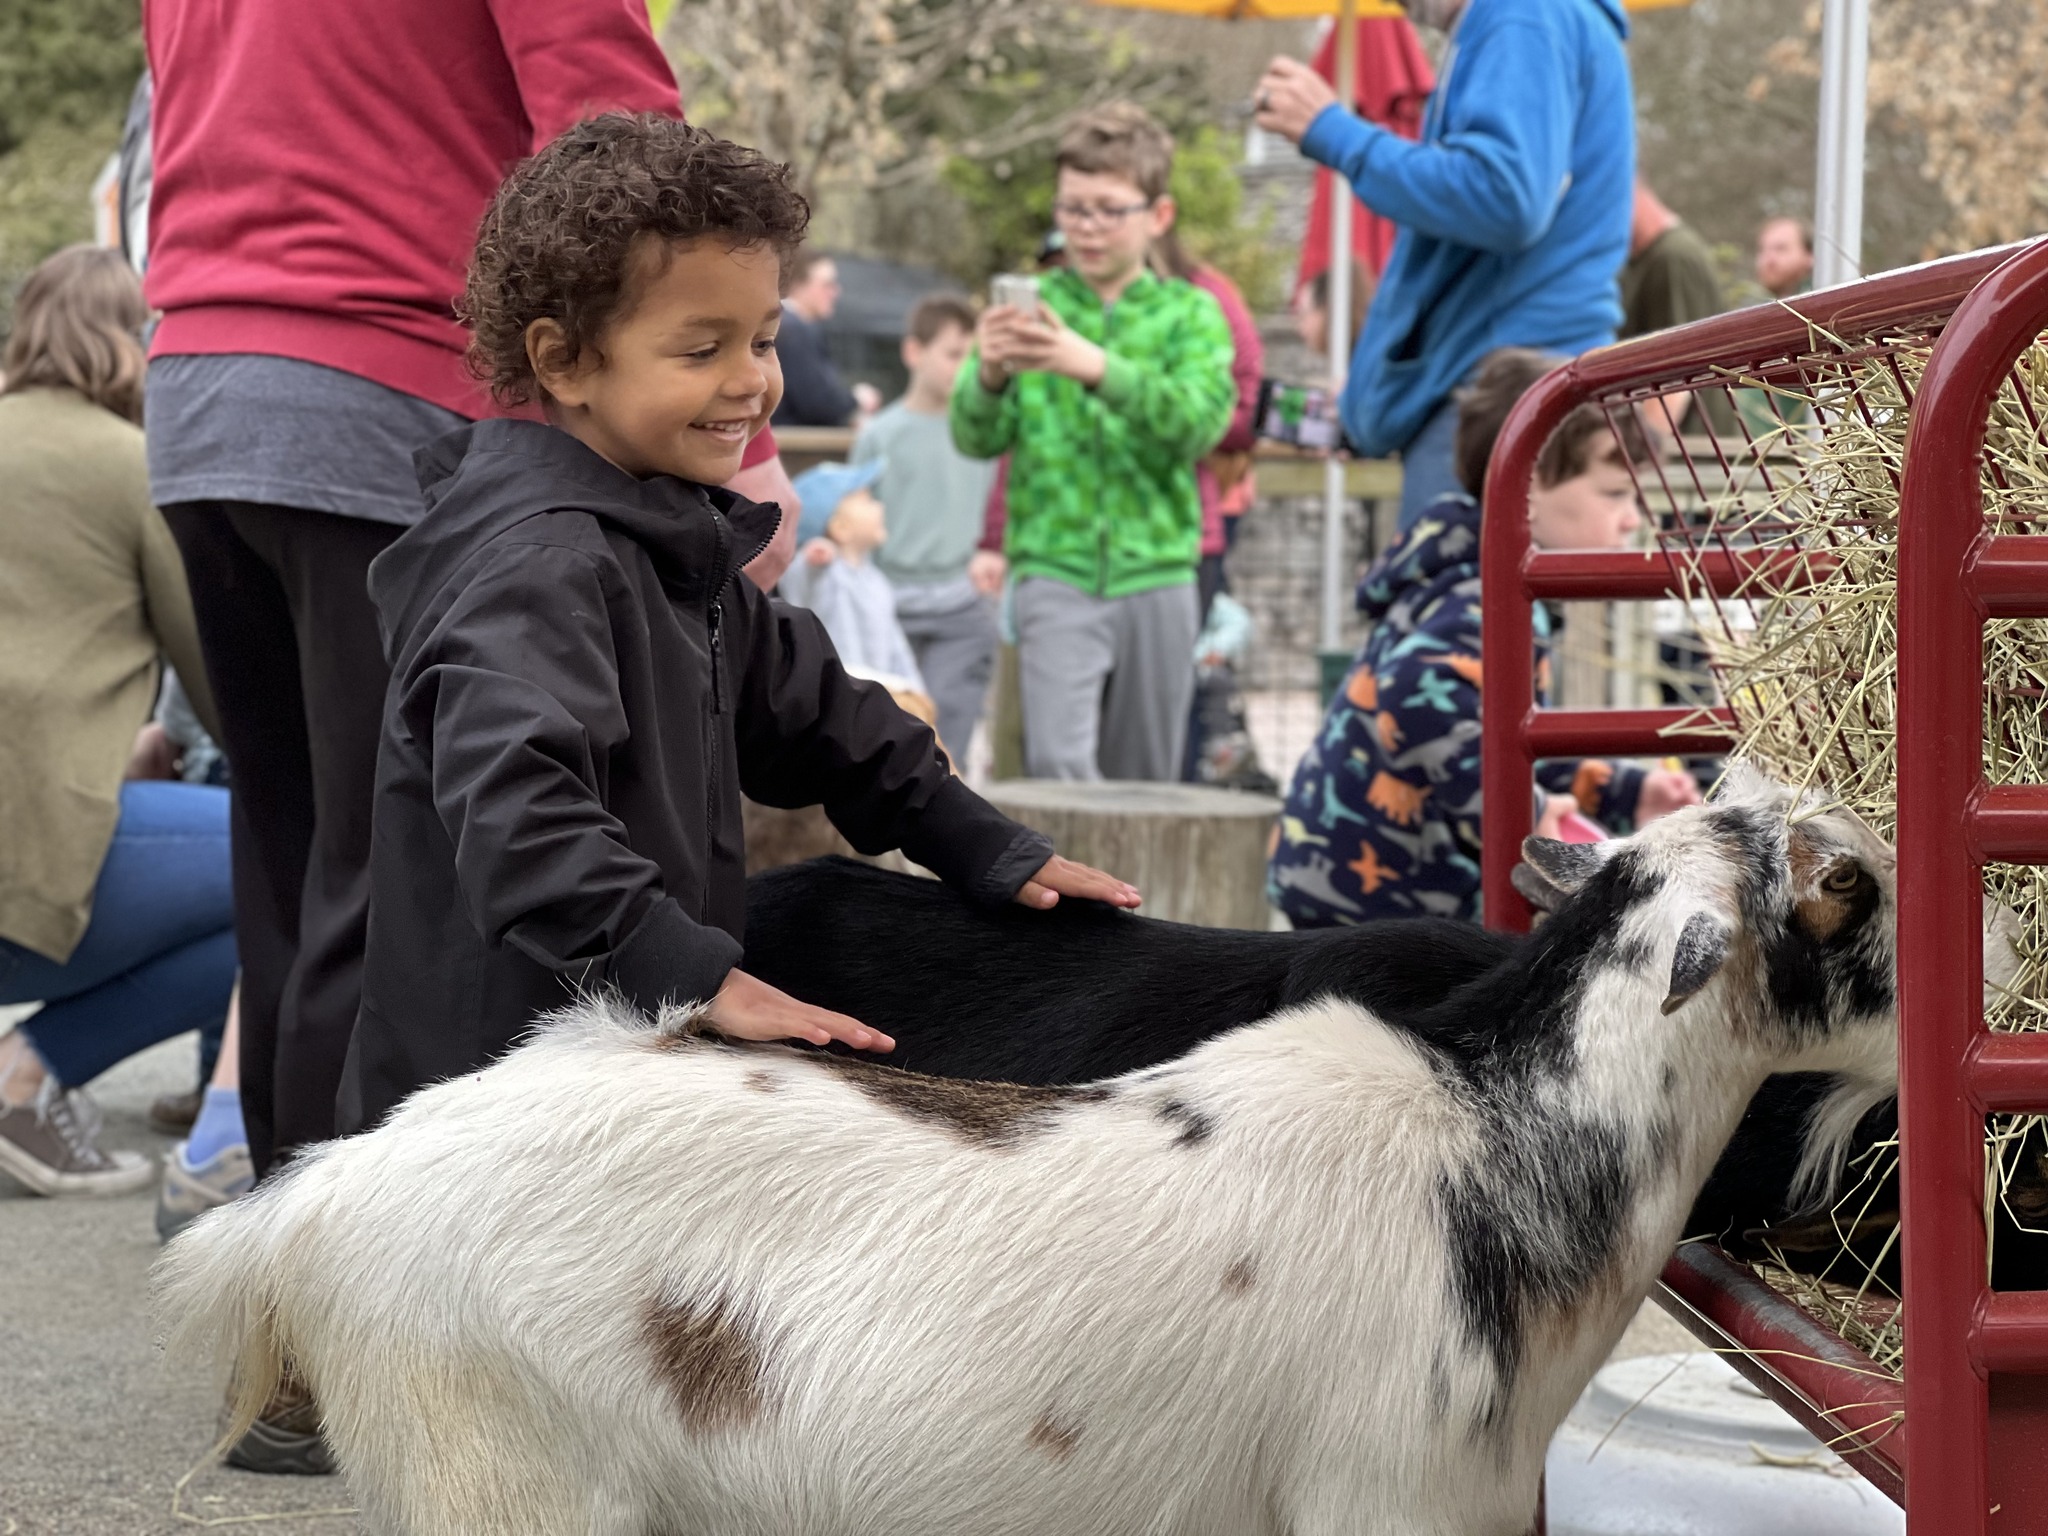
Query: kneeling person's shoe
[[156, 1141, 255, 1242], [0, 1083, 154, 1197], [224, 1371, 337, 1477], [148, 1085, 204, 1136]]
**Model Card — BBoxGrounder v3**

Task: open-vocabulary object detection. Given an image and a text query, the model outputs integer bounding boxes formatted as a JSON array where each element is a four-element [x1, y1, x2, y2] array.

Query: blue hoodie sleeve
[[1298, 15, 1577, 254]]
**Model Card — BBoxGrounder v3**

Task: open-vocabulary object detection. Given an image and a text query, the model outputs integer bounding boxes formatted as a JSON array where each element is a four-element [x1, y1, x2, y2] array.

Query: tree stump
[[980, 780, 1283, 930]]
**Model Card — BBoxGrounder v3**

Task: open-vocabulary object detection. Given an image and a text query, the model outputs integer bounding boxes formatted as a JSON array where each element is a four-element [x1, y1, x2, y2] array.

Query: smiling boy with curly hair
[[339, 115, 1139, 1133]]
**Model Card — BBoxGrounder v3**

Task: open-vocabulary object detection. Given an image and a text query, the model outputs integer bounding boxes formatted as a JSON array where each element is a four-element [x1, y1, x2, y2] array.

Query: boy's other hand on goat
[[707, 969, 895, 1053], [1016, 855, 1142, 911]]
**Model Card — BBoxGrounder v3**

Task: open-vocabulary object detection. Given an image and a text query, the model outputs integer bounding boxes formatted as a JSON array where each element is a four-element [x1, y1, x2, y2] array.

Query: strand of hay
[[1637, 334, 2048, 1377]]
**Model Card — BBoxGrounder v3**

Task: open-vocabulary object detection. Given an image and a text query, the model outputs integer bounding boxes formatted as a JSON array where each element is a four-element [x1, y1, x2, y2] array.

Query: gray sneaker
[[224, 1369, 338, 1476], [156, 1140, 255, 1242], [0, 1081, 156, 1196]]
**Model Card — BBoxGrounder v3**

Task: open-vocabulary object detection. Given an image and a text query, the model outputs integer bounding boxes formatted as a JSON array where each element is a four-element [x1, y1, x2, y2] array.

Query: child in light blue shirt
[[779, 460, 926, 693]]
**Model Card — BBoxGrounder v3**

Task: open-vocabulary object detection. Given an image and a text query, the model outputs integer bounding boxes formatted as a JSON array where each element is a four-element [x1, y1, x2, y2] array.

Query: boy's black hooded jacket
[[338, 420, 1051, 1132]]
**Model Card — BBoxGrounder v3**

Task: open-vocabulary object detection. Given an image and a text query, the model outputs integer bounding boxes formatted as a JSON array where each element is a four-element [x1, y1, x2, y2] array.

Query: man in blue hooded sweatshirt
[[1254, 0, 1634, 531]]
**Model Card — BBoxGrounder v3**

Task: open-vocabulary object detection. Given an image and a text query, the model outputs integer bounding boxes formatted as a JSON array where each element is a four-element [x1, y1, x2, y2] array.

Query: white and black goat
[[744, 853, 1880, 1275], [157, 767, 1900, 1536]]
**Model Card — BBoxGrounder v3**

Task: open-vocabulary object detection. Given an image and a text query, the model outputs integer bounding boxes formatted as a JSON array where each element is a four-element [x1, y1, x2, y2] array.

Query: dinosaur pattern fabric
[[1267, 493, 1644, 927]]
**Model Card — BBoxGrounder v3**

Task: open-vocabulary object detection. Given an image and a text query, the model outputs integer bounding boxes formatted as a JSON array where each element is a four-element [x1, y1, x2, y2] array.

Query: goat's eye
[[1822, 864, 1862, 894]]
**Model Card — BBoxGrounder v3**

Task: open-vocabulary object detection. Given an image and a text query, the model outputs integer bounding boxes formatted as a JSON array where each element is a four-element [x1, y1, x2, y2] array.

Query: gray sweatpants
[[1014, 576, 1199, 782], [897, 595, 997, 766]]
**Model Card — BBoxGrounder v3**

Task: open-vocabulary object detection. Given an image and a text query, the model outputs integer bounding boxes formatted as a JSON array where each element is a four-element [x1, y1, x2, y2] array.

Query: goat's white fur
[[156, 778, 1899, 1536]]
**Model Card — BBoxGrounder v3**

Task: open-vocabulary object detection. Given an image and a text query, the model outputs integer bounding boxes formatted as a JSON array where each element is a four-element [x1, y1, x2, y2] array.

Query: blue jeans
[[1396, 391, 1465, 534], [0, 781, 236, 1087]]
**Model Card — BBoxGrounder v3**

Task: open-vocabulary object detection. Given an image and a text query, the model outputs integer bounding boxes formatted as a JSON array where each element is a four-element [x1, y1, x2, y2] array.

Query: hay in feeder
[[1643, 335, 2048, 1377]]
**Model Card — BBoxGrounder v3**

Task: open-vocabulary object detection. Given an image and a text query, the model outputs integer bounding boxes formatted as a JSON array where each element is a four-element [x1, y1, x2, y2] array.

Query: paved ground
[[0, 1028, 1697, 1535], [0, 1033, 367, 1535]]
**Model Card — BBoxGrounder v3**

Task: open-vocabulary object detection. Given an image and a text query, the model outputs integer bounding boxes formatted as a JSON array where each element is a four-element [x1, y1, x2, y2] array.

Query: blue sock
[[181, 1086, 246, 1168]]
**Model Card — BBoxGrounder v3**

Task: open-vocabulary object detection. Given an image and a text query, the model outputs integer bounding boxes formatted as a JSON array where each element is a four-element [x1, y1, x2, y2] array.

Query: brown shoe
[[0, 1083, 155, 1196], [223, 1369, 337, 1476], [148, 1085, 205, 1136]]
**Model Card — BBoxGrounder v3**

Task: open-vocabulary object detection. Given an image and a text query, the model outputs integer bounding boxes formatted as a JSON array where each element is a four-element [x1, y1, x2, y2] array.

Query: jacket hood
[[370, 419, 782, 654], [1353, 491, 1483, 628]]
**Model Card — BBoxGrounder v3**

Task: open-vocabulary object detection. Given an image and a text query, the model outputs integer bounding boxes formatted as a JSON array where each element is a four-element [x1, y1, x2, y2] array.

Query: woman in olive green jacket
[[0, 247, 237, 1197]]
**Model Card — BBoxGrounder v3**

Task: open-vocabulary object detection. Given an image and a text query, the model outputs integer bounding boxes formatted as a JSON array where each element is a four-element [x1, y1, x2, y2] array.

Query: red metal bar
[[1523, 548, 1834, 603], [1524, 708, 1736, 759], [1968, 784, 2048, 865], [1967, 1033, 2048, 1115], [1480, 367, 1575, 930], [1976, 1293, 2048, 1375], [1658, 1244, 1905, 1503], [1897, 235, 2048, 1536], [1970, 535, 2048, 617], [1576, 244, 2026, 399]]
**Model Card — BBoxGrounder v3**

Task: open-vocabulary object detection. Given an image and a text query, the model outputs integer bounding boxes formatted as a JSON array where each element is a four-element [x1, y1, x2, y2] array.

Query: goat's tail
[[152, 1160, 321, 1460]]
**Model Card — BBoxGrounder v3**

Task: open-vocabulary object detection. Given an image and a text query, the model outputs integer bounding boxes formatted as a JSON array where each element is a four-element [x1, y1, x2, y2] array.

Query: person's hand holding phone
[[997, 304, 1105, 388], [976, 303, 1031, 392]]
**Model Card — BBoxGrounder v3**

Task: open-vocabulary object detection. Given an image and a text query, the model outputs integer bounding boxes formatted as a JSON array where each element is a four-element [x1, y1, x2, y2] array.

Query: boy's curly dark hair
[[461, 114, 811, 407]]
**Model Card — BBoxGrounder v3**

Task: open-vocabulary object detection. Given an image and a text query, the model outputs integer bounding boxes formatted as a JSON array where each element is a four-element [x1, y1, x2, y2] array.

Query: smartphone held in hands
[[1254, 378, 1342, 452], [990, 273, 1042, 318]]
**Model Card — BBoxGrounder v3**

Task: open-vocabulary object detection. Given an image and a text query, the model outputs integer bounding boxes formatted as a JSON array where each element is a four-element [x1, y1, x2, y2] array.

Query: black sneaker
[[223, 1372, 337, 1476]]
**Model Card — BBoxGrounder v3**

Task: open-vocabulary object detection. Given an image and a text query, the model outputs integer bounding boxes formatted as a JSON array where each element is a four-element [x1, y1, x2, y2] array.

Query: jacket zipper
[[703, 513, 729, 926], [707, 598, 727, 715], [1096, 299, 1112, 597]]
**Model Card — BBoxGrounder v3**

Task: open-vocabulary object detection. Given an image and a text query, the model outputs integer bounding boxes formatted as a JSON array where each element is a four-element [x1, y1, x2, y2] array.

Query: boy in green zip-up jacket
[[951, 104, 1236, 782]]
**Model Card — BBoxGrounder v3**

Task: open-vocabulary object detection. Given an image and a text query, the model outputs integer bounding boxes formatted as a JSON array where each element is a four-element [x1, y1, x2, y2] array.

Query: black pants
[[163, 503, 398, 1175]]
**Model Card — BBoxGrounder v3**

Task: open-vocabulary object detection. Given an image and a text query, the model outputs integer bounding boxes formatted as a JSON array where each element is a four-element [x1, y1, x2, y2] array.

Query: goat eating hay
[[1651, 332, 2048, 1371]]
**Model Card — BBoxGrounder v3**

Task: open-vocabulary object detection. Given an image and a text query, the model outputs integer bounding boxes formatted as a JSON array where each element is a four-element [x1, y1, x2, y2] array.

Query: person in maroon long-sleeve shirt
[[141, 0, 794, 1473]]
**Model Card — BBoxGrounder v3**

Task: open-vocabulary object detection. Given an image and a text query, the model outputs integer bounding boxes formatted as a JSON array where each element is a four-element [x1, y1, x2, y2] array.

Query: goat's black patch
[[1436, 1115, 1633, 1431], [1757, 852, 1888, 1045], [1398, 850, 1660, 1434], [1396, 848, 1658, 1091], [1158, 1098, 1216, 1147], [1716, 809, 1783, 931]]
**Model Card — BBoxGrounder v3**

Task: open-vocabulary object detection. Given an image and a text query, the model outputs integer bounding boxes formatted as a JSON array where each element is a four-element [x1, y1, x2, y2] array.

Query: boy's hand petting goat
[[159, 767, 1910, 1536]]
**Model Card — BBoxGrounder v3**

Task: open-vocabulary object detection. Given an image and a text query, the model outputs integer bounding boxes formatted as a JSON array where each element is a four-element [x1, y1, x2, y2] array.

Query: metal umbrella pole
[[1317, 0, 1359, 670], [1813, 0, 1869, 288]]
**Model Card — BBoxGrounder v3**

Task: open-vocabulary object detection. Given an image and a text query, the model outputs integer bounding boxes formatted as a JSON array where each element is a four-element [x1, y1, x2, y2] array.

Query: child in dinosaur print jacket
[[1267, 350, 1701, 927]]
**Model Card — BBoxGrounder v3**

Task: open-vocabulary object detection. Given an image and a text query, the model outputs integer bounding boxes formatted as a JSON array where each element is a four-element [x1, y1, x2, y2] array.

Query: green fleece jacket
[[950, 267, 1235, 597]]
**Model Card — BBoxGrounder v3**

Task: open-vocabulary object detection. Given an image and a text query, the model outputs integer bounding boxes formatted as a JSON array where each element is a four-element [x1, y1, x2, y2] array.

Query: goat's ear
[[1511, 860, 1571, 915], [1520, 837, 1604, 895], [1662, 912, 1731, 1016]]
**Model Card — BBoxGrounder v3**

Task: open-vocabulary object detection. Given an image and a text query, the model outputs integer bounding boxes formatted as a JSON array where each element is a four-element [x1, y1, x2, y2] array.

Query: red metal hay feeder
[[1481, 239, 2048, 1533]]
